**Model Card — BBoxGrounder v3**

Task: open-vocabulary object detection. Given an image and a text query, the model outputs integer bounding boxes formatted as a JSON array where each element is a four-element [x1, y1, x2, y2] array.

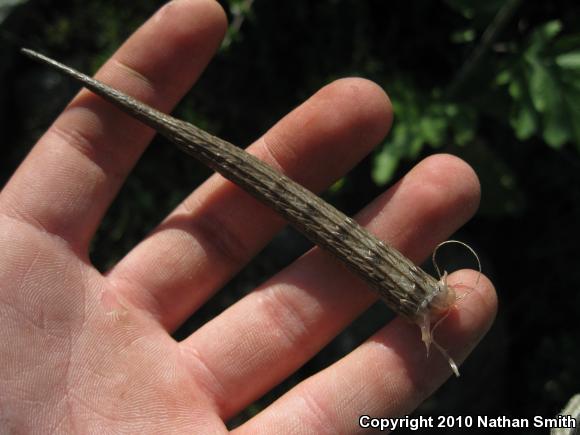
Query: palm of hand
[[1, 222, 203, 432]]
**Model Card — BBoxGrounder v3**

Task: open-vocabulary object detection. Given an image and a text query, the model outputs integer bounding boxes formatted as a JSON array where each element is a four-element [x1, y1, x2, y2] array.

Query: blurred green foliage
[[497, 20, 580, 148], [2, 0, 580, 430], [373, 1, 580, 189]]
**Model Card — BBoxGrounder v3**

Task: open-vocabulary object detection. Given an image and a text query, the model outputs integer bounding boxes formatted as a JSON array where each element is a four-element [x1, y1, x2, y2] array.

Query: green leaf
[[529, 62, 571, 147], [328, 177, 346, 194], [510, 102, 537, 140], [496, 69, 512, 86], [409, 135, 426, 156], [533, 20, 563, 44], [556, 52, 580, 70], [450, 107, 477, 145], [451, 28, 476, 44], [543, 97, 570, 148], [419, 115, 447, 147], [508, 78, 523, 99], [372, 145, 400, 185], [541, 20, 563, 40], [528, 60, 556, 113], [542, 110, 570, 148], [371, 79, 478, 184]]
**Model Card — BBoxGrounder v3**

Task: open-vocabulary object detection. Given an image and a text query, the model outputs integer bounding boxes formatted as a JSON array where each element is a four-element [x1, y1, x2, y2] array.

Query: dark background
[[2, 0, 580, 432]]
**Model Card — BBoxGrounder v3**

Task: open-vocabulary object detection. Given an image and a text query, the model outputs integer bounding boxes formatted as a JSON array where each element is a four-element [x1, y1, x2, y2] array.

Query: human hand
[[0, 1, 496, 433]]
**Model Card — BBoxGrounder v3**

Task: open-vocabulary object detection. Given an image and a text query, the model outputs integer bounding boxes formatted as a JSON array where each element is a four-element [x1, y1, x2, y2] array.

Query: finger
[[107, 78, 393, 329], [179, 154, 482, 418], [235, 270, 496, 434], [0, 0, 227, 250]]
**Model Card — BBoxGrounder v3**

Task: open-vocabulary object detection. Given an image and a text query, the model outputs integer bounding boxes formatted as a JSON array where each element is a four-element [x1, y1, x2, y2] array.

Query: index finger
[[0, 0, 227, 250]]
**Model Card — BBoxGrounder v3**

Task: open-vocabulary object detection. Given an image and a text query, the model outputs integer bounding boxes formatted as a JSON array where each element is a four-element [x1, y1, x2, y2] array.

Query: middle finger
[[107, 78, 392, 330]]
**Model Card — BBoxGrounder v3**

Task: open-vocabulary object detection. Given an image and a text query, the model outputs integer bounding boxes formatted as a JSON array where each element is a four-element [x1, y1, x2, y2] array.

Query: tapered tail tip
[[21, 47, 38, 58], [21, 48, 55, 67]]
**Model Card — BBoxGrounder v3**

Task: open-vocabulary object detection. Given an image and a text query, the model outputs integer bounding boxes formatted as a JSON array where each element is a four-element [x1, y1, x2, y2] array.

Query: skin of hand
[[0, 0, 497, 433]]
